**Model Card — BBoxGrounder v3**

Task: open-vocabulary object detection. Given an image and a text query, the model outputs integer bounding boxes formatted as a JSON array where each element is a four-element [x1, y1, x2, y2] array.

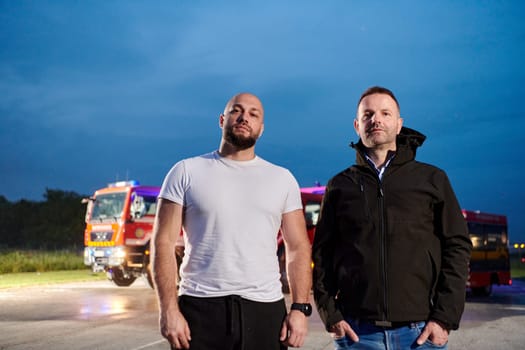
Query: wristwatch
[[291, 303, 313, 316]]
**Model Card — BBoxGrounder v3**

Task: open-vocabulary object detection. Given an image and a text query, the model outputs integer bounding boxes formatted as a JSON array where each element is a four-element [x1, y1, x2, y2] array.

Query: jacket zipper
[[378, 183, 388, 322], [358, 148, 390, 322]]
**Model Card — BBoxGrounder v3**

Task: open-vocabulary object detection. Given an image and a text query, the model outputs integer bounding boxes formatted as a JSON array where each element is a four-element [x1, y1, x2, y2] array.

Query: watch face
[[303, 304, 312, 316]]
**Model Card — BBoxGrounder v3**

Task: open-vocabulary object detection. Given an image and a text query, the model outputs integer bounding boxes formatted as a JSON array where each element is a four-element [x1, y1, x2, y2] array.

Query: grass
[[0, 249, 86, 274], [0, 249, 107, 288], [510, 254, 525, 279]]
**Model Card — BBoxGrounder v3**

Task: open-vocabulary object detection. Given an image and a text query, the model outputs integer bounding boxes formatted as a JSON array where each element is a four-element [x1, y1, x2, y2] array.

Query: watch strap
[[290, 302, 312, 316]]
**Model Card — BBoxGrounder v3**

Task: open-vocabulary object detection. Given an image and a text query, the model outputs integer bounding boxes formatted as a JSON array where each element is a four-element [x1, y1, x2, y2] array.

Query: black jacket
[[312, 127, 472, 331]]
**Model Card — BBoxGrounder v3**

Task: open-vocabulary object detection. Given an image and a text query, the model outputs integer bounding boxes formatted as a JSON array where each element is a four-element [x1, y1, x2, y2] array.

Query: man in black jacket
[[312, 86, 472, 350]]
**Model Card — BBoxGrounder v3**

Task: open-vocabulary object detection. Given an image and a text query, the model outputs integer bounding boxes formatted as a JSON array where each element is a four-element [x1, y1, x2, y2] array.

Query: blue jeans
[[333, 319, 448, 350]]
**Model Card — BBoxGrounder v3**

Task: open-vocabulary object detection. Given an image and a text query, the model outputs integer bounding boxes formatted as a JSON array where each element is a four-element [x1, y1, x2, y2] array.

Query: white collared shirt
[[364, 153, 395, 181]]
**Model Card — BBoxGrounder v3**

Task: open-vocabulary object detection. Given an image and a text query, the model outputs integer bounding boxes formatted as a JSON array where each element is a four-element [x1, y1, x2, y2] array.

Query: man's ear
[[353, 119, 360, 136], [258, 124, 265, 138], [397, 117, 404, 134], [219, 114, 225, 128]]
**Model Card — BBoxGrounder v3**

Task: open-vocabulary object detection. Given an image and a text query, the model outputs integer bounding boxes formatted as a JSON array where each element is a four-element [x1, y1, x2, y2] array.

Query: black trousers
[[177, 295, 287, 350]]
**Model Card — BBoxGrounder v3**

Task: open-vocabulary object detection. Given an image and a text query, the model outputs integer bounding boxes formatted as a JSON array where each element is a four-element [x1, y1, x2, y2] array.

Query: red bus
[[463, 210, 511, 296]]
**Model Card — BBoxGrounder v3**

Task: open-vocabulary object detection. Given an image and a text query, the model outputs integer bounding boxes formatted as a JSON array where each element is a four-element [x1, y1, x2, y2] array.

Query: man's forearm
[[152, 200, 183, 314], [286, 244, 312, 303], [152, 239, 180, 313]]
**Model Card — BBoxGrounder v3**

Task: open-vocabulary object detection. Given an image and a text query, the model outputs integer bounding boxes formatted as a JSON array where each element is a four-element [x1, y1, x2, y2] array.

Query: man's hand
[[416, 320, 449, 346], [280, 310, 308, 347], [330, 320, 359, 342], [160, 309, 191, 349]]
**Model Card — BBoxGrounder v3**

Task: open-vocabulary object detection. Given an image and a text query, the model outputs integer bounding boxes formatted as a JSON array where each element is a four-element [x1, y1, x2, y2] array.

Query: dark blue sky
[[1, 1, 524, 242]]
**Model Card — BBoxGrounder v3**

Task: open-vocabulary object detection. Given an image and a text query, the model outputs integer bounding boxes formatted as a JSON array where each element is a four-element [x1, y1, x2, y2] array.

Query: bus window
[[468, 222, 484, 250]]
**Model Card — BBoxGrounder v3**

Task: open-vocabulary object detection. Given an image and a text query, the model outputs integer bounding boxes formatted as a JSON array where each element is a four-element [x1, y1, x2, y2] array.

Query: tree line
[[0, 189, 87, 250]]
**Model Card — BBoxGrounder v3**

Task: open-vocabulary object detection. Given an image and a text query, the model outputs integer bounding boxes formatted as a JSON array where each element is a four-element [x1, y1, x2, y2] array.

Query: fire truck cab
[[83, 180, 159, 287]]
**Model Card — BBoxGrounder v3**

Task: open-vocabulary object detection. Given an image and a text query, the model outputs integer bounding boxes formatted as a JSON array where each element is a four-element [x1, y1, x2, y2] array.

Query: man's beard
[[225, 126, 257, 150]]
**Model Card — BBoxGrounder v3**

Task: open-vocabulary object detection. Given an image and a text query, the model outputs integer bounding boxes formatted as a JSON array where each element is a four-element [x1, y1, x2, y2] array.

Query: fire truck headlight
[[114, 248, 126, 258], [108, 247, 126, 266]]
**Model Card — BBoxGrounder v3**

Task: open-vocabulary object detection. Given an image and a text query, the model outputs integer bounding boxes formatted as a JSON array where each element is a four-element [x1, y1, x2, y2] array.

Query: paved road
[[1, 278, 525, 349]]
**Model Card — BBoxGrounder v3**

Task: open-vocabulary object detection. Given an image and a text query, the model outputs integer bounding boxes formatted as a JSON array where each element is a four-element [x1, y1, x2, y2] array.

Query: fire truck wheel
[[110, 268, 137, 287]]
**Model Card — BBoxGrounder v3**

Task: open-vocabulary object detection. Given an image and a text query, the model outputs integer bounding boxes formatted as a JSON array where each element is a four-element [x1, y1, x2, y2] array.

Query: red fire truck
[[83, 181, 159, 287]]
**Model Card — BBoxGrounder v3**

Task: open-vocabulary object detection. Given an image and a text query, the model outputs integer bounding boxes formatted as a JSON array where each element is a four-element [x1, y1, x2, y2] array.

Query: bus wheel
[[472, 285, 492, 297], [109, 268, 136, 287]]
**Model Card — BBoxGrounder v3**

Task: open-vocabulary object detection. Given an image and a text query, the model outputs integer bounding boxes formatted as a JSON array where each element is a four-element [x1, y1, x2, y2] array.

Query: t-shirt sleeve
[[158, 160, 187, 205], [283, 170, 303, 214]]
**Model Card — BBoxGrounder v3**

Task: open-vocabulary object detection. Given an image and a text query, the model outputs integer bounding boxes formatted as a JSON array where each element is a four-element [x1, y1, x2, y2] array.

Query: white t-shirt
[[159, 151, 303, 302]]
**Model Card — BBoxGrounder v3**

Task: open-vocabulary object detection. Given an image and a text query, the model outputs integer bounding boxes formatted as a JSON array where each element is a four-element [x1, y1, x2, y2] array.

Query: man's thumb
[[416, 327, 430, 345], [279, 322, 288, 341]]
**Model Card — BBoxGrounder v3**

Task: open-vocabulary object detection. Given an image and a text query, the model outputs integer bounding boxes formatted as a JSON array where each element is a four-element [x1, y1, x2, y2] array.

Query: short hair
[[357, 86, 400, 111]]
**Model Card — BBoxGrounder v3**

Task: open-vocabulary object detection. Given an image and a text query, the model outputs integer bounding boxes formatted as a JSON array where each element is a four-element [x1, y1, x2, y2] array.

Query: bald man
[[152, 93, 312, 350]]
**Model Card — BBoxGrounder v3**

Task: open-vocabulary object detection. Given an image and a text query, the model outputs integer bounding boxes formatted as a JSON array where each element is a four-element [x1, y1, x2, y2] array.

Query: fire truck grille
[[90, 231, 113, 242]]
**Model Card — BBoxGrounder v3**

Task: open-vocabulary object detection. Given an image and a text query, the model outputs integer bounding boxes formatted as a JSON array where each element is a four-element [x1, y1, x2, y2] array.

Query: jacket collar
[[350, 127, 426, 167]]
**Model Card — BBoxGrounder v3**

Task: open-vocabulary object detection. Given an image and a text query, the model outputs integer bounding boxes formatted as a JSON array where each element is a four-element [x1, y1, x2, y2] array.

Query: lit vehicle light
[[108, 247, 126, 266], [108, 180, 140, 188], [114, 247, 126, 258]]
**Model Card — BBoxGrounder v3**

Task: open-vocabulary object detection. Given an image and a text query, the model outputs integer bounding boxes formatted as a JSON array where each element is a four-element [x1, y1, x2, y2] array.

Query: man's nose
[[236, 112, 246, 123], [370, 113, 381, 124]]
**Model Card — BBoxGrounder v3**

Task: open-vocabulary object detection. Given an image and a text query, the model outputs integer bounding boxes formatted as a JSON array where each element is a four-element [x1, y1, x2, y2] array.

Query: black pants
[[177, 295, 287, 350]]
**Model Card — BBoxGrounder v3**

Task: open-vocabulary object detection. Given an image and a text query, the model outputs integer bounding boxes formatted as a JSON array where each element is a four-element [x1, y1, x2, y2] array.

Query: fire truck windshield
[[90, 192, 126, 222]]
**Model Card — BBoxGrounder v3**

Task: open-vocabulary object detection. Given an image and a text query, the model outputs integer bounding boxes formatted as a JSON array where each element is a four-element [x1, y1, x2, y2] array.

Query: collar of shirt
[[364, 152, 396, 180]]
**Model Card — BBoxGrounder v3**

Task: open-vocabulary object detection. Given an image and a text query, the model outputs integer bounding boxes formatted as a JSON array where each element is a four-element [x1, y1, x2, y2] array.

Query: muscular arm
[[282, 209, 312, 302], [279, 208, 312, 347], [151, 199, 190, 349]]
